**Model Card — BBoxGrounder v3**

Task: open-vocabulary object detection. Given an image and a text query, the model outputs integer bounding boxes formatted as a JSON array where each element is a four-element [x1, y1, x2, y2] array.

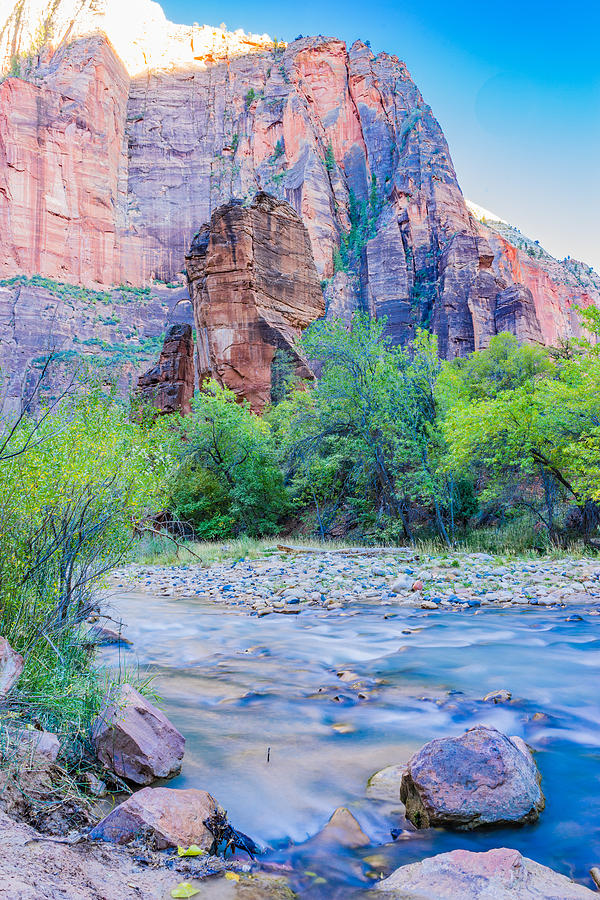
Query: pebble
[[482, 689, 512, 703], [111, 550, 600, 620]]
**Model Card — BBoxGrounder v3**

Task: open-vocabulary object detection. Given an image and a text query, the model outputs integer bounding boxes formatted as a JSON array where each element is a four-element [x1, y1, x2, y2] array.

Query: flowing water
[[101, 588, 600, 896]]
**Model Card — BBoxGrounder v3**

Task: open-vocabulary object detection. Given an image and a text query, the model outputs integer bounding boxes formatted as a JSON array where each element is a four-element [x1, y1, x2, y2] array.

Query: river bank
[[112, 545, 600, 614]]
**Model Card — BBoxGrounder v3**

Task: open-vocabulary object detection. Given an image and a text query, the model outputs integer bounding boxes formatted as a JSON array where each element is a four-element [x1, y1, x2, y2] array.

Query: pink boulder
[[400, 726, 544, 830], [411, 580, 424, 592], [91, 684, 184, 785], [89, 786, 218, 849], [375, 847, 596, 898], [11, 728, 60, 763], [0, 637, 24, 696]]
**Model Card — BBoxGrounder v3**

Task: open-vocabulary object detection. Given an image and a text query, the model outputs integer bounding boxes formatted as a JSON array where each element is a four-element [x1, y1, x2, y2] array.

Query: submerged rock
[[482, 688, 512, 703], [86, 624, 132, 646], [317, 807, 371, 848], [92, 684, 185, 785], [374, 847, 596, 898], [366, 765, 406, 801], [0, 637, 24, 696], [89, 786, 218, 849], [198, 873, 295, 899], [400, 726, 544, 829]]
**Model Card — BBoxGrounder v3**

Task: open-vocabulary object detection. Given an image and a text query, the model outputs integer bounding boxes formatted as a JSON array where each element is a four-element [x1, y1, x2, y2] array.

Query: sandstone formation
[[89, 786, 219, 849], [137, 322, 194, 415], [0, 636, 24, 696], [91, 684, 185, 785], [374, 848, 596, 899], [186, 193, 324, 410], [0, 0, 598, 405], [400, 726, 544, 830]]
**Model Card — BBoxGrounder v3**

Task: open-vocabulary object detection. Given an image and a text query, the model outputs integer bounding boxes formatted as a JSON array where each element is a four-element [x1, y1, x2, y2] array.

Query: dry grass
[[132, 528, 600, 568]]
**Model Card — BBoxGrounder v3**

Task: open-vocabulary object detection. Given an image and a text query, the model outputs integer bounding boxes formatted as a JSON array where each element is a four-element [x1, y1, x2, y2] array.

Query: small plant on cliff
[[270, 349, 296, 404], [245, 87, 256, 110], [334, 178, 382, 274], [323, 142, 336, 174]]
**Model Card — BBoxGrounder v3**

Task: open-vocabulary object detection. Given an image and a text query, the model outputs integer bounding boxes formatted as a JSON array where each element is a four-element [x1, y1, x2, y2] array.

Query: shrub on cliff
[[169, 382, 288, 538]]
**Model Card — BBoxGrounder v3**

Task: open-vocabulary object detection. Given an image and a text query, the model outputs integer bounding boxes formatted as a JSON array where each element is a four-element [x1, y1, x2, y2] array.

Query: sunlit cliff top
[[0, 0, 277, 75]]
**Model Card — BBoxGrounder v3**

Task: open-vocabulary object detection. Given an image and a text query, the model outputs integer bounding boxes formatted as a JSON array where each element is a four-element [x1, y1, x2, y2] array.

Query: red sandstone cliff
[[0, 0, 598, 406], [186, 194, 324, 411]]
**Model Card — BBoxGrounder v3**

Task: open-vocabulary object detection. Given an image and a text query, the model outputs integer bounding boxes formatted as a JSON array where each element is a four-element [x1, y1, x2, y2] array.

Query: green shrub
[[168, 382, 288, 537], [0, 383, 173, 753]]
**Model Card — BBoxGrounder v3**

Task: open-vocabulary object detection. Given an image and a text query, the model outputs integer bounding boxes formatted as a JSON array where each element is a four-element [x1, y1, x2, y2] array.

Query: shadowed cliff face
[[0, 0, 598, 403], [137, 323, 195, 415]]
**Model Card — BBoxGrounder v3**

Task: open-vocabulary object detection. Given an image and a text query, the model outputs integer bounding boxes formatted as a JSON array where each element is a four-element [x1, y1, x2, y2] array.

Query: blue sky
[[162, 0, 599, 271]]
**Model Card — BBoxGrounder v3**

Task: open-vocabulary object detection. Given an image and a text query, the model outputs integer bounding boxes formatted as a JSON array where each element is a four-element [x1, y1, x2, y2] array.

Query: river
[[101, 587, 600, 896]]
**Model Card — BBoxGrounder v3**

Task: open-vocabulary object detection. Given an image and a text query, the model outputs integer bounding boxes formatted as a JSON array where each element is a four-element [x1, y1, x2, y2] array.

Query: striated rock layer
[[0, 0, 598, 403], [186, 193, 324, 411]]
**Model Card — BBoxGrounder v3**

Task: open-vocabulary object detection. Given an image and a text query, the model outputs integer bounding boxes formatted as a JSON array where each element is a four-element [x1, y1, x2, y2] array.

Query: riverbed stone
[[91, 684, 185, 785], [1, 726, 60, 763], [400, 726, 544, 829], [390, 575, 414, 592], [89, 786, 218, 849], [374, 848, 596, 898], [317, 806, 370, 847], [366, 764, 406, 800], [0, 637, 24, 696]]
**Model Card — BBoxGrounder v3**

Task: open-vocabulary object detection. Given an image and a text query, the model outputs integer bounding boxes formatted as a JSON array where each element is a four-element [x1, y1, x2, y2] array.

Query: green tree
[[277, 314, 453, 543], [0, 379, 171, 743], [442, 338, 600, 542], [170, 382, 288, 538]]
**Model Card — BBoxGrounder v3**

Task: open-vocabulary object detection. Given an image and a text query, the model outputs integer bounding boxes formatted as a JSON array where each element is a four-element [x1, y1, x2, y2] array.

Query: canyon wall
[[0, 0, 598, 406]]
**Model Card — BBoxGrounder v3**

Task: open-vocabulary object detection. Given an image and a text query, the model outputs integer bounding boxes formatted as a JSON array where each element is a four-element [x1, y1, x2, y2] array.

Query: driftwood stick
[[136, 521, 204, 561]]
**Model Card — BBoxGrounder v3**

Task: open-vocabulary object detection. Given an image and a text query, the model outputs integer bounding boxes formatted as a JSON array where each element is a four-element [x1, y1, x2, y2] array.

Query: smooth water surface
[[102, 590, 600, 896]]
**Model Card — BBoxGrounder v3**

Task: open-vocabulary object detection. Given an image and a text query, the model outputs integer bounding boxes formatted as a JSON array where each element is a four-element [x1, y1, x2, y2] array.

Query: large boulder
[[91, 684, 184, 785], [89, 786, 218, 850], [374, 848, 596, 899], [400, 726, 544, 830], [0, 637, 24, 696]]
